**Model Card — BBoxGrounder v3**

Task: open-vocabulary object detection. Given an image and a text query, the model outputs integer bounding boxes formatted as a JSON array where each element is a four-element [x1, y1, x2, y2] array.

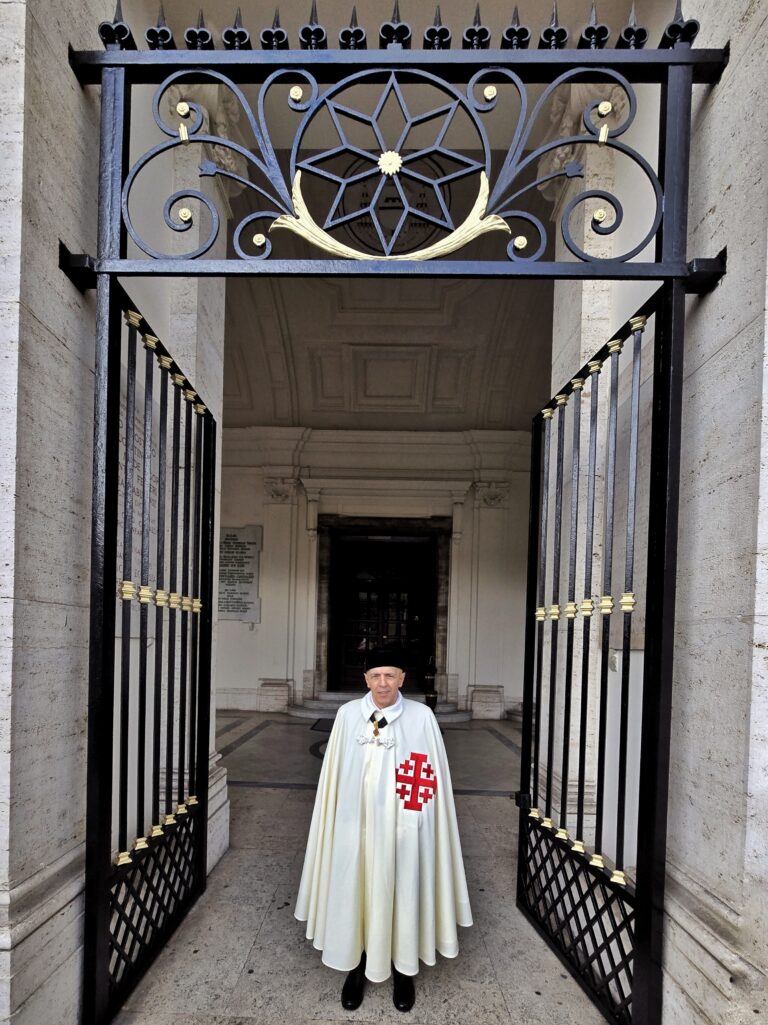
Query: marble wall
[[0, 2, 228, 1022], [660, 1, 768, 1021]]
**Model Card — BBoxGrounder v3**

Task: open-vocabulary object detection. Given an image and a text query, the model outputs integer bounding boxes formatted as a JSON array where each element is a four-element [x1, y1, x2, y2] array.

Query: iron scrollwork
[[122, 66, 662, 264]]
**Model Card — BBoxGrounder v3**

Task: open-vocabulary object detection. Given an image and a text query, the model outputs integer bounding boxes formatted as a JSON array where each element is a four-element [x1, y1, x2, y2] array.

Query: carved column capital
[[264, 477, 298, 505]]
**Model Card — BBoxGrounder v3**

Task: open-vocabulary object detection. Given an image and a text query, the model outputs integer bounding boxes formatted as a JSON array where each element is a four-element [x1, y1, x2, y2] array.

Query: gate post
[[83, 64, 130, 1025], [516, 411, 542, 898], [633, 52, 694, 1024], [194, 414, 217, 891]]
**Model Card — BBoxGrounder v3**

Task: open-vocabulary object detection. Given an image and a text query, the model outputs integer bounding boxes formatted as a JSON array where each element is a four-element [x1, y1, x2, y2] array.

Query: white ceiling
[[223, 273, 554, 431]]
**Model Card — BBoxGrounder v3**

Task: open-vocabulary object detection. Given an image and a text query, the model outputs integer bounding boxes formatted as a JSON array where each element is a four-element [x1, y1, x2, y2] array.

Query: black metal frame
[[70, 5, 726, 1025], [517, 285, 675, 1023], [84, 273, 217, 1025]]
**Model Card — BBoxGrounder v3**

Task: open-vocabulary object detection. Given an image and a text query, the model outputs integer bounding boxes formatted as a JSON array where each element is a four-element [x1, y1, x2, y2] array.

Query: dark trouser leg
[[341, 952, 367, 1011]]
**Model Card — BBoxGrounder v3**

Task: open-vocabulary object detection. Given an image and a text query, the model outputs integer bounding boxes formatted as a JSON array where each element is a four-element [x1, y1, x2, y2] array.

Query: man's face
[[364, 665, 405, 709]]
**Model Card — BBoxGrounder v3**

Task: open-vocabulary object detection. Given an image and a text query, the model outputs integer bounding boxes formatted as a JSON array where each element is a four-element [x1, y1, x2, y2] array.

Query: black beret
[[364, 646, 407, 672]]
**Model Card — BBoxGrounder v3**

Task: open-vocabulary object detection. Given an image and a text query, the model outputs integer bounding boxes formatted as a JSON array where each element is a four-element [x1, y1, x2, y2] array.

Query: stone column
[[468, 482, 512, 719], [256, 477, 299, 711], [446, 495, 468, 707]]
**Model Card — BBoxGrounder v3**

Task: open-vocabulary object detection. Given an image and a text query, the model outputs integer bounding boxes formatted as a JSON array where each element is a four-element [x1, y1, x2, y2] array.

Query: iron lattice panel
[[108, 812, 200, 993], [520, 817, 635, 1024]]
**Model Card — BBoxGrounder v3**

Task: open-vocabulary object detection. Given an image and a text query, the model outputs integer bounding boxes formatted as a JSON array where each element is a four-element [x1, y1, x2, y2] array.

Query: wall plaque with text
[[218, 525, 263, 622]]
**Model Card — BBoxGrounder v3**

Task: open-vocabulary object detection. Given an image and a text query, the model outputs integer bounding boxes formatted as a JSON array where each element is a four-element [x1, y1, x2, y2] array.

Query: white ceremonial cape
[[295, 694, 472, 982]]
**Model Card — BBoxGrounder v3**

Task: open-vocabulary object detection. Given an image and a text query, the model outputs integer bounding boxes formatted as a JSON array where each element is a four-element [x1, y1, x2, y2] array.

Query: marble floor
[[115, 710, 605, 1025]]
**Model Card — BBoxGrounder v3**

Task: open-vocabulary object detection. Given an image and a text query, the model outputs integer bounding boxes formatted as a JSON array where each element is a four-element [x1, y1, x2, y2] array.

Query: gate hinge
[[59, 241, 97, 292], [514, 790, 531, 810], [686, 247, 727, 295]]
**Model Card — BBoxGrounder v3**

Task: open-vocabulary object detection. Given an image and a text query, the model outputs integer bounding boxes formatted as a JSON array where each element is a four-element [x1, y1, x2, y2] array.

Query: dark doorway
[[327, 520, 443, 692]]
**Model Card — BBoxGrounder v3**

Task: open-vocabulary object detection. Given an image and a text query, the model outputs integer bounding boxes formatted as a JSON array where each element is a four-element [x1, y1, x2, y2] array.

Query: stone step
[[301, 692, 459, 713], [288, 693, 470, 723]]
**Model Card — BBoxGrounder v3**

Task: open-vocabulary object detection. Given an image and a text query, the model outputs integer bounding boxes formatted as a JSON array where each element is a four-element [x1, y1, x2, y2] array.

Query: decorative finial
[[501, 5, 530, 48], [98, 0, 136, 49], [380, 1, 411, 47], [300, 0, 327, 48], [424, 4, 450, 47], [463, 4, 490, 48], [184, 9, 214, 49], [660, 0, 699, 47], [145, 1, 175, 47], [539, 2, 568, 47], [223, 6, 251, 48], [579, 1, 610, 48], [340, 5, 367, 48], [261, 7, 289, 48], [617, 1, 648, 48]]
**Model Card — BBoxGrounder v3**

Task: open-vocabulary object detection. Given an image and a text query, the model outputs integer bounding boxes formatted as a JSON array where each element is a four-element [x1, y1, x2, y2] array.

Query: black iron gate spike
[[184, 10, 214, 50], [145, 3, 175, 50], [94, 1, 708, 54], [339, 6, 367, 50], [261, 8, 288, 50], [578, 1, 610, 49], [423, 5, 451, 49], [222, 8, 252, 50], [462, 4, 490, 49]]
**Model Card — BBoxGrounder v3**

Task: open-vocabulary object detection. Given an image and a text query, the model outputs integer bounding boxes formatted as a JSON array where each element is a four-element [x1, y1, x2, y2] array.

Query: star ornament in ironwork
[[295, 74, 485, 255]]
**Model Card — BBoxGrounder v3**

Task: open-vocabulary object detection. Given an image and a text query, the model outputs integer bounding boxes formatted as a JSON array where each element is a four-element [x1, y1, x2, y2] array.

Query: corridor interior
[[113, 710, 605, 1025]]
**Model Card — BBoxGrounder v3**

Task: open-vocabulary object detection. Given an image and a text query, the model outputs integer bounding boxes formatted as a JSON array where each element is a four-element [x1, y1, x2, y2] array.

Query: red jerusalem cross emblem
[[396, 752, 438, 811]]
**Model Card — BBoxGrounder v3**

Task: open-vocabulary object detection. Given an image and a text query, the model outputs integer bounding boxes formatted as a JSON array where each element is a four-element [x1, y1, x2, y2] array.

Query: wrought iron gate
[[67, 4, 727, 1024], [84, 281, 217, 1023], [517, 284, 682, 1023]]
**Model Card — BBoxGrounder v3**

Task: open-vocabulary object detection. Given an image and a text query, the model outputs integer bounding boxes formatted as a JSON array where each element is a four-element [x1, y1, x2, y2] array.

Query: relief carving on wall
[[475, 482, 510, 509], [536, 83, 628, 205]]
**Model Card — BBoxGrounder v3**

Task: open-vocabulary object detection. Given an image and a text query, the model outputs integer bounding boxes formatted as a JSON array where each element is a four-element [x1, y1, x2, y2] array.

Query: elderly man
[[294, 648, 472, 1012]]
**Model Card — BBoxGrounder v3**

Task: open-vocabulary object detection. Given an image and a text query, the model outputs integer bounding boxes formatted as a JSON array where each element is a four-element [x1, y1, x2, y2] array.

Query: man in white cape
[[294, 648, 472, 1012]]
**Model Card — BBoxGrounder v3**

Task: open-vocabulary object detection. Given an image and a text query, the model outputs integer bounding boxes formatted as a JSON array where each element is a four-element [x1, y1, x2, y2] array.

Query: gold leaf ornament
[[270, 170, 510, 262]]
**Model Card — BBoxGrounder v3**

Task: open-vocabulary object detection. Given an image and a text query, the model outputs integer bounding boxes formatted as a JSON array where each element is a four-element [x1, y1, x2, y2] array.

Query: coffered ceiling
[[223, 273, 553, 430]]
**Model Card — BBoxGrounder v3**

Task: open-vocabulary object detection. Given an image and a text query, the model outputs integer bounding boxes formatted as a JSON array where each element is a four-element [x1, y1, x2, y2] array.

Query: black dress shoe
[[341, 952, 367, 1010], [392, 967, 415, 1012]]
